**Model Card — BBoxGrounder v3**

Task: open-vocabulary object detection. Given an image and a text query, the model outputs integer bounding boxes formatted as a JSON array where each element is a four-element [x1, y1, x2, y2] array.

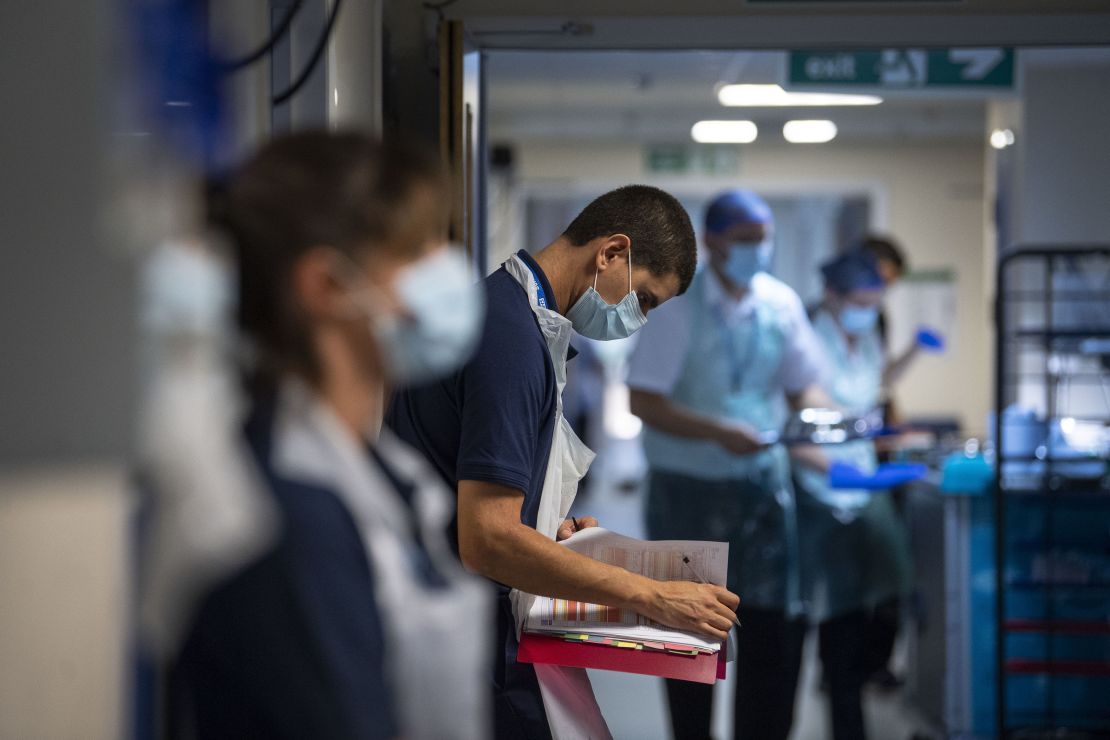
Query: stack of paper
[[523, 528, 730, 658]]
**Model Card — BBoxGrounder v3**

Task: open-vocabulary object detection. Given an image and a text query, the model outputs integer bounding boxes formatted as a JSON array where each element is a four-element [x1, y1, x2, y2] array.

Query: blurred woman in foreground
[[164, 132, 490, 739]]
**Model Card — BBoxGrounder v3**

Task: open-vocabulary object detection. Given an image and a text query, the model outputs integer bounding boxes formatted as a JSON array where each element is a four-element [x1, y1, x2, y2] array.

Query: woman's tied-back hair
[[859, 234, 907, 277], [207, 130, 446, 385]]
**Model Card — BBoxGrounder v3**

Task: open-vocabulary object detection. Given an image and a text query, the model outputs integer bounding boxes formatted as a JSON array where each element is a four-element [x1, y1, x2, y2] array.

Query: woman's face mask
[[838, 303, 880, 336], [342, 247, 485, 386], [142, 240, 232, 337], [565, 248, 647, 341], [723, 240, 773, 286]]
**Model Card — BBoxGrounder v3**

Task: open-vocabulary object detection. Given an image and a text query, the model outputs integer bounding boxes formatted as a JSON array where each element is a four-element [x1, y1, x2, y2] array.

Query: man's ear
[[293, 246, 352, 322], [596, 233, 632, 271]]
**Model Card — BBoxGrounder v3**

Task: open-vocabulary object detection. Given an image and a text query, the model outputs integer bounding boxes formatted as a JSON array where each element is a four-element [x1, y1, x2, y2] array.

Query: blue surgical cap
[[704, 189, 773, 234], [821, 250, 885, 294]]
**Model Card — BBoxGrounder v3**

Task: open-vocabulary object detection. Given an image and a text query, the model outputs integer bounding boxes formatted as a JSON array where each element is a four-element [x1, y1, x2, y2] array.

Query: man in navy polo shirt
[[387, 185, 741, 739]]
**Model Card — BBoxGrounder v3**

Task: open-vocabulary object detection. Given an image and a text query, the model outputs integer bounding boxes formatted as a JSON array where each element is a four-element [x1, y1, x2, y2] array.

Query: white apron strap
[[502, 255, 610, 740], [535, 664, 614, 740]]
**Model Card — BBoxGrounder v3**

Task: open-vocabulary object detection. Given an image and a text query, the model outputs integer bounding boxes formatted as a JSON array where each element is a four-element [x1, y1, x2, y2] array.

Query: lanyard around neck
[[522, 259, 549, 309]]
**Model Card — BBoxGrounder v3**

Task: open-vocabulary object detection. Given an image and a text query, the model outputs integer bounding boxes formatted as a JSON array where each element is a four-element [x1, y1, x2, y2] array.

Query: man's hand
[[555, 516, 599, 541], [714, 422, 764, 457], [635, 581, 741, 642], [458, 480, 737, 638]]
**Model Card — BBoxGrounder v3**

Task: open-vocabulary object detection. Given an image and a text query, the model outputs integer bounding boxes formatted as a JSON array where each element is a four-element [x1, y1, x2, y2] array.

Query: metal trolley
[[994, 246, 1110, 737]]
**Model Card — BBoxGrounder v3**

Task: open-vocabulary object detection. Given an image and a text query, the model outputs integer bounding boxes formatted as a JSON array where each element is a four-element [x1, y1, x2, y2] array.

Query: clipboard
[[517, 632, 726, 685]]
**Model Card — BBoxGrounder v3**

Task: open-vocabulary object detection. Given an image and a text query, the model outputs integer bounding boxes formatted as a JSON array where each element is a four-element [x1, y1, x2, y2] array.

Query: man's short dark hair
[[860, 235, 907, 276], [562, 185, 697, 294]]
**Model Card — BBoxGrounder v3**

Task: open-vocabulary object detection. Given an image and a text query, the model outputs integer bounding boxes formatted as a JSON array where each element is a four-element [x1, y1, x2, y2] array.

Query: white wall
[[1016, 60, 1110, 245], [0, 468, 129, 740], [0, 3, 130, 735], [498, 138, 990, 428], [329, 0, 385, 133]]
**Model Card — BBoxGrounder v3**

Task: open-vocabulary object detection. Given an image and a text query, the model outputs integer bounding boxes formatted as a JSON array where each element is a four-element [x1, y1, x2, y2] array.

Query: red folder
[[518, 633, 727, 685]]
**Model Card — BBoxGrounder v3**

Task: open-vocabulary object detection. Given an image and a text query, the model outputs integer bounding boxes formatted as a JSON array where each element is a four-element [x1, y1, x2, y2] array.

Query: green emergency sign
[[789, 49, 1014, 89]]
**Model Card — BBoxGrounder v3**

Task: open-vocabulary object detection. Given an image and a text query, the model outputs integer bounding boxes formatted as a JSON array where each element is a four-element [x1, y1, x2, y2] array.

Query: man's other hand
[[555, 516, 599, 541]]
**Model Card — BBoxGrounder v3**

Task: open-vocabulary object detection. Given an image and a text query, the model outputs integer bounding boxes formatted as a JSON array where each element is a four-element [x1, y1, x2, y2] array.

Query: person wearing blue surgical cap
[[792, 250, 915, 740], [628, 189, 831, 740]]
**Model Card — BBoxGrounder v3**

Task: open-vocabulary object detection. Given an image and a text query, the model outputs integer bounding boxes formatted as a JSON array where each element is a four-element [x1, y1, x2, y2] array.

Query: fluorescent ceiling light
[[718, 84, 882, 107], [783, 119, 838, 144], [990, 128, 1015, 149], [691, 120, 758, 144]]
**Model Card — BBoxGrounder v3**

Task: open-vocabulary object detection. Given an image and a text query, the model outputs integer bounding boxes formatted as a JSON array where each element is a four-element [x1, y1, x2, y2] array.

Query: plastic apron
[[503, 255, 612, 740], [642, 271, 802, 615], [795, 309, 909, 619], [858, 492, 913, 607], [271, 378, 493, 740], [641, 273, 795, 479], [796, 308, 882, 517]]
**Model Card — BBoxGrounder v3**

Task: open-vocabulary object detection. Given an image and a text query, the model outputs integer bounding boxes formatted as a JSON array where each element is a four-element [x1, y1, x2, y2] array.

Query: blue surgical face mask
[[345, 248, 485, 386], [566, 250, 647, 341], [723, 240, 773, 286], [839, 304, 879, 336]]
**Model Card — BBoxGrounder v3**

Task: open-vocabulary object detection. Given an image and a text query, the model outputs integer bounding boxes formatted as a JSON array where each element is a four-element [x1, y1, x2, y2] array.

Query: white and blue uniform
[[630, 266, 822, 740], [796, 307, 912, 621], [164, 379, 492, 740], [629, 268, 822, 613]]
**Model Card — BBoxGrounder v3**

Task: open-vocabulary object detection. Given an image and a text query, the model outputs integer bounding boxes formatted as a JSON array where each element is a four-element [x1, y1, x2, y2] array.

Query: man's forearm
[[457, 480, 740, 639], [465, 517, 659, 612], [883, 345, 919, 387]]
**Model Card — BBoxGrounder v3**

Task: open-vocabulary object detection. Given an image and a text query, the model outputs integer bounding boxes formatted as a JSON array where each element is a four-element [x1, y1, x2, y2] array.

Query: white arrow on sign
[[949, 49, 1006, 80]]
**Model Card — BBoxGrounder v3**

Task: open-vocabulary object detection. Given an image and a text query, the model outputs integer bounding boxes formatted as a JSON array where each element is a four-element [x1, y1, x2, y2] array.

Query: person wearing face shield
[[386, 185, 740, 740], [161, 132, 492, 740], [627, 189, 831, 740], [790, 250, 915, 740]]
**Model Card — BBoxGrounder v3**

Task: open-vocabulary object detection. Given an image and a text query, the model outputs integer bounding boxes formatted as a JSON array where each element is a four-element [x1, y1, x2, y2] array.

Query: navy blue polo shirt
[[386, 250, 563, 537], [166, 394, 397, 740]]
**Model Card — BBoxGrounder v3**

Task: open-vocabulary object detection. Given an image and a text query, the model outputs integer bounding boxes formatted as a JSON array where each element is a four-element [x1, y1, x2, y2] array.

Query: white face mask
[[142, 240, 232, 337], [838, 304, 879, 336], [722, 240, 773, 286], [344, 248, 485, 386], [565, 249, 647, 341]]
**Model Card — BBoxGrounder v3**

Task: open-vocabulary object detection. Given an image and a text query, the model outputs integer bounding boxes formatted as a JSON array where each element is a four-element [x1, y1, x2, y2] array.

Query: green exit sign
[[790, 49, 1014, 89], [645, 145, 741, 175]]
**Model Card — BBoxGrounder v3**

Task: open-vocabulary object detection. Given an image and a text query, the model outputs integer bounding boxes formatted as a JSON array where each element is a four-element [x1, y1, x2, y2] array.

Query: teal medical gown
[[632, 270, 821, 615], [795, 308, 913, 621]]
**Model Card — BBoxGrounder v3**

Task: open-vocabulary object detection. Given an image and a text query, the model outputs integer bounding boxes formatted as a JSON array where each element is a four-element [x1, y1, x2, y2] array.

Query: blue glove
[[829, 461, 928, 490], [916, 326, 946, 352]]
